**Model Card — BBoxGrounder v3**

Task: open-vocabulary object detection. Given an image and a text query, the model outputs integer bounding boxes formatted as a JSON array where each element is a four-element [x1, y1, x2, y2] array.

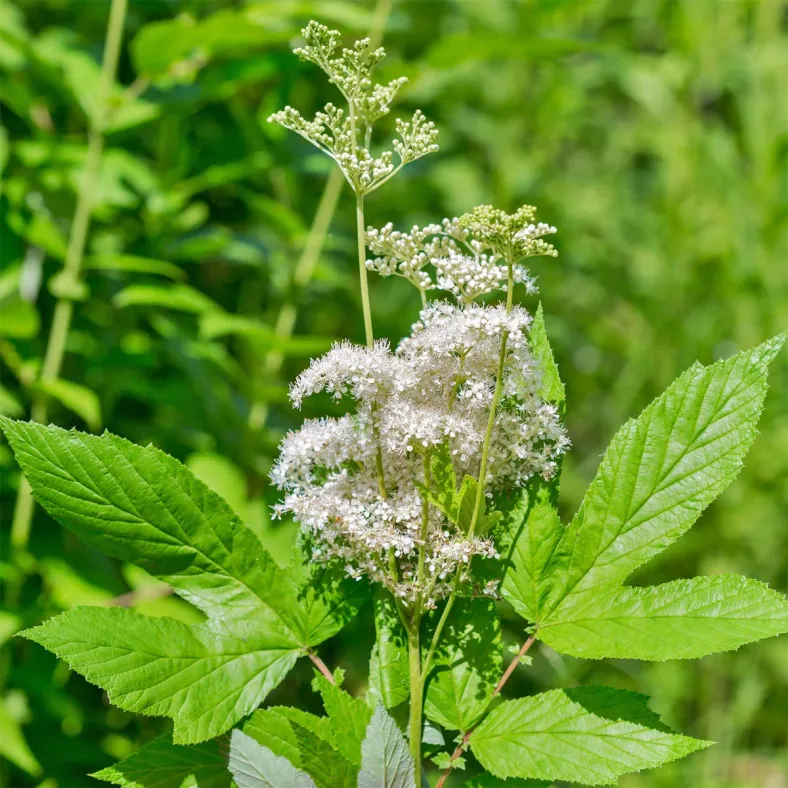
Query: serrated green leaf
[[501, 490, 564, 624], [0, 419, 362, 647], [19, 607, 298, 744], [357, 705, 416, 788], [229, 729, 316, 788], [424, 599, 502, 732], [541, 336, 785, 621], [455, 475, 478, 533], [245, 707, 356, 788], [529, 303, 565, 409], [312, 672, 372, 765], [428, 442, 458, 512], [91, 732, 229, 787], [243, 708, 302, 766], [431, 751, 464, 771], [469, 686, 711, 785], [540, 574, 788, 660], [368, 589, 409, 710]]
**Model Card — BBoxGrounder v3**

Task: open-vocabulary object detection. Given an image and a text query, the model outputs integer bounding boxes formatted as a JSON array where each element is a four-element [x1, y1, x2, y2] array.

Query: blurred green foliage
[[1, 0, 786, 786]]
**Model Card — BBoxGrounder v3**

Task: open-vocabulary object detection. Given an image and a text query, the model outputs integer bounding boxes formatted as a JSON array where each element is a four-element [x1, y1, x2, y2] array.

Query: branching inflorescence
[[268, 21, 438, 196], [268, 23, 567, 780]]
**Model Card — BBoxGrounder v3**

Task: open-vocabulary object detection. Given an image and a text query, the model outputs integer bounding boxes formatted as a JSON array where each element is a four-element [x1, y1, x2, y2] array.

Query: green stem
[[356, 192, 374, 347], [407, 618, 424, 784], [416, 451, 431, 595], [9, 0, 128, 552]]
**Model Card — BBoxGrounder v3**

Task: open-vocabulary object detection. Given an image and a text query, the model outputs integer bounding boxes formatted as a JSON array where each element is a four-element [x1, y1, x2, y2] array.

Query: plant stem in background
[[247, 167, 344, 432], [435, 634, 537, 787], [9, 0, 129, 553]]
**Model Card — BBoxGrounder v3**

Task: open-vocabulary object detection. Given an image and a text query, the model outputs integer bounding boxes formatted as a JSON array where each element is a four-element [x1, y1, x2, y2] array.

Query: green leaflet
[[529, 303, 565, 410], [92, 733, 229, 787], [539, 574, 788, 660], [357, 705, 416, 788], [424, 599, 502, 732], [243, 707, 356, 788], [20, 607, 298, 744], [243, 708, 303, 767], [540, 335, 785, 621], [469, 686, 711, 785], [368, 589, 409, 710], [500, 489, 563, 624], [229, 729, 317, 788], [422, 445, 500, 536], [0, 419, 363, 648], [312, 672, 373, 765]]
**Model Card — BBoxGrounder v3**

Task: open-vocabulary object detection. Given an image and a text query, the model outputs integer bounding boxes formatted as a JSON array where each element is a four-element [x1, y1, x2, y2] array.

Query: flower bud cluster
[[272, 302, 569, 606], [267, 22, 438, 195], [366, 207, 555, 302]]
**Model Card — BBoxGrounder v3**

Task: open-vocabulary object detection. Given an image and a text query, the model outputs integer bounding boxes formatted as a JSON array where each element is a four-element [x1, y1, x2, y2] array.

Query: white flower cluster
[[272, 302, 569, 606], [366, 212, 557, 302], [267, 22, 438, 194]]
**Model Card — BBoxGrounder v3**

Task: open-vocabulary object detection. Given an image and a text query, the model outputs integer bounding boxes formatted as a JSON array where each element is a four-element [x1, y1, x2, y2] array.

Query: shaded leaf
[[91, 732, 229, 787], [368, 589, 409, 709], [229, 729, 316, 788], [424, 599, 502, 732], [357, 705, 416, 788]]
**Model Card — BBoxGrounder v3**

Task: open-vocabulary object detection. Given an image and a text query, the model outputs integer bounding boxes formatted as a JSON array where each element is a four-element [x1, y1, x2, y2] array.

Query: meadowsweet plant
[[3, 21, 788, 788]]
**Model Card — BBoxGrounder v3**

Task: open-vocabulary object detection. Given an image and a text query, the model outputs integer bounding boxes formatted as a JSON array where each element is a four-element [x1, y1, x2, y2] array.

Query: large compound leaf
[[424, 599, 502, 732], [357, 705, 416, 788], [469, 687, 710, 785], [3, 420, 366, 743], [540, 336, 785, 621], [92, 733, 229, 787], [0, 419, 362, 647], [539, 575, 788, 660], [20, 608, 297, 744], [229, 730, 316, 788]]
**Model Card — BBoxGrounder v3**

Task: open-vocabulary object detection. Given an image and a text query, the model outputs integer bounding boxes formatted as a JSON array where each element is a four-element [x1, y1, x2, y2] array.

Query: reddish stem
[[307, 650, 335, 684], [435, 634, 536, 788]]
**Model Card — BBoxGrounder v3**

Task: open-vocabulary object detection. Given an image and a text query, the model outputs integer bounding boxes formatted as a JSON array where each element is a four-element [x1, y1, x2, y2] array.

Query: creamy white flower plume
[[272, 301, 568, 605]]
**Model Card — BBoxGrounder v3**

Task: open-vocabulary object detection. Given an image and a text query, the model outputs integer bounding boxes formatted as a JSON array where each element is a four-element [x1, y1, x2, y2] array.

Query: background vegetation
[[1, 0, 786, 786]]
